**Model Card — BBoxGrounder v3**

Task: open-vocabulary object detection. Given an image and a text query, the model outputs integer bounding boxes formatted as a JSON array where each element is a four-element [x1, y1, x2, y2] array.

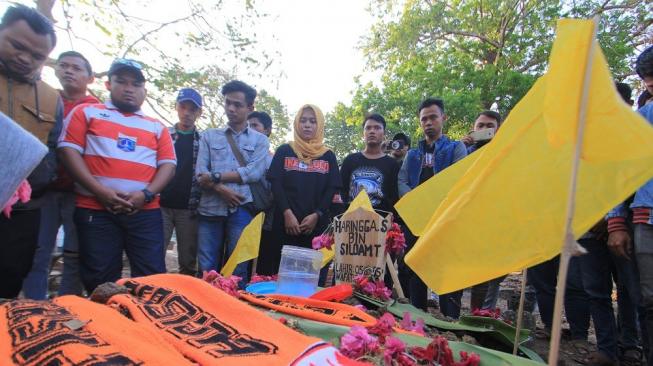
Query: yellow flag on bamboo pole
[[320, 190, 375, 267], [399, 19, 653, 294], [221, 212, 264, 277]]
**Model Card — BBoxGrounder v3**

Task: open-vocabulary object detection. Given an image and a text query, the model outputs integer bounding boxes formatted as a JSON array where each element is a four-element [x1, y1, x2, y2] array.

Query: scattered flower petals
[[312, 233, 334, 250], [202, 270, 241, 297], [411, 336, 480, 366], [248, 274, 278, 285], [369, 313, 395, 342], [385, 222, 407, 255], [340, 325, 380, 359], [383, 337, 406, 365], [471, 308, 501, 319], [399, 312, 426, 335], [354, 275, 392, 301]]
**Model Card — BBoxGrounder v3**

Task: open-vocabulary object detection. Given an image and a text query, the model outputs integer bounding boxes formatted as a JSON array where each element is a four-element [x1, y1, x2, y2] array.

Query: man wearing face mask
[[0, 5, 62, 298], [58, 58, 176, 293]]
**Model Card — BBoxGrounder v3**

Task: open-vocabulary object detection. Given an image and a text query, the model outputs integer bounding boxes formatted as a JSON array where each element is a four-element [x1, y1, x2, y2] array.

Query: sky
[[255, 1, 378, 112], [0, 0, 379, 117]]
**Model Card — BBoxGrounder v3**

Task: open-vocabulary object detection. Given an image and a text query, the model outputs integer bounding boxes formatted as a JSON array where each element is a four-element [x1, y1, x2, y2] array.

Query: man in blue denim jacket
[[195, 80, 269, 285], [397, 98, 467, 318], [606, 45, 653, 365]]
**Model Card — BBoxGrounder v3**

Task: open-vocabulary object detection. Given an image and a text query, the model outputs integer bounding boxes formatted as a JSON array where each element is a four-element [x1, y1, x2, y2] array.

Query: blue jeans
[[22, 192, 83, 299], [74, 208, 166, 293], [198, 208, 252, 285], [578, 237, 618, 359], [470, 275, 506, 310], [528, 255, 590, 339]]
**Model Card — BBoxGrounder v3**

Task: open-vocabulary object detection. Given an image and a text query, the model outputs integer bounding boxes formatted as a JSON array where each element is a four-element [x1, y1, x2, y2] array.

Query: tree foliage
[[255, 89, 291, 149], [38, 0, 288, 130], [325, 0, 651, 160]]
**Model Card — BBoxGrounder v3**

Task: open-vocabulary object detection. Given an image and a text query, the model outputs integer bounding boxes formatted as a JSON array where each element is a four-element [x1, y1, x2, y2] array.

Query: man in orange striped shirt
[[57, 58, 176, 292]]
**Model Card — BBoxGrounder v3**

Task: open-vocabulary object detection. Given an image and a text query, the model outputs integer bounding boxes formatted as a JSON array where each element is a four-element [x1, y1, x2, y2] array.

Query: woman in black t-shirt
[[258, 104, 340, 276]]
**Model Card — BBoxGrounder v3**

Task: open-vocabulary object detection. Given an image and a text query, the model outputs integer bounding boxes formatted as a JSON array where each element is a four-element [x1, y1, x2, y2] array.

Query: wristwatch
[[211, 172, 222, 184], [141, 188, 155, 203]]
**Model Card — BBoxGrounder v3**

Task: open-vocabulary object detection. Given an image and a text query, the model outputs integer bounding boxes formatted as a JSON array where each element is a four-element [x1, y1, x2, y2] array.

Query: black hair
[[615, 82, 632, 104], [476, 110, 502, 125], [57, 50, 92, 76], [363, 112, 386, 129], [221, 80, 257, 106], [636, 46, 653, 79], [0, 5, 56, 47], [418, 98, 445, 115], [247, 111, 272, 130], [638, 90, 652, 109], [392, 132, 411, 147]]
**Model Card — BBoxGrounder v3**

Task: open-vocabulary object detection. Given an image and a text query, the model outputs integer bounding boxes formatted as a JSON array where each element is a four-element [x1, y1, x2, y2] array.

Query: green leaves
[[58, 0, 282, 126], [93, 20, 112, 36], [326, 0, 649, 160]]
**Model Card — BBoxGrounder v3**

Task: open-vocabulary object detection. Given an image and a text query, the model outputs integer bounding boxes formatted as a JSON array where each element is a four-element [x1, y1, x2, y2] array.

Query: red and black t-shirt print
[[284, 157, 330, 174]]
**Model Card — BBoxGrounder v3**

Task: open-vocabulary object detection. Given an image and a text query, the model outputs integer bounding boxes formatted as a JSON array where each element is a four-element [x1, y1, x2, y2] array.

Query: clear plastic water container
[[276, 245, 323, 297]]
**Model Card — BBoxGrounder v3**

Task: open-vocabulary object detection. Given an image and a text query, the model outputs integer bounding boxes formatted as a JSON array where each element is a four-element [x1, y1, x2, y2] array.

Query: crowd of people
[[1, 5, 653, 366]]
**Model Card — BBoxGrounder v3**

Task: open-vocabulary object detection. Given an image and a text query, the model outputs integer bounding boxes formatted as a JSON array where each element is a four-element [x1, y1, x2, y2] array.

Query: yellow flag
[[321, 190, 375, 267], [401, 19, 653, 294], [395, 153, 479, 236], [347, 189, 375, 213], [221, 212, 264, 277]]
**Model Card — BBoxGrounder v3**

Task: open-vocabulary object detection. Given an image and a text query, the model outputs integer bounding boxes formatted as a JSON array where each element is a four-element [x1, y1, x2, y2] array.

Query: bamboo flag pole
[[512, 269, 528, 355], [386, 253, 405, 298], [547, 17, 599, 366]]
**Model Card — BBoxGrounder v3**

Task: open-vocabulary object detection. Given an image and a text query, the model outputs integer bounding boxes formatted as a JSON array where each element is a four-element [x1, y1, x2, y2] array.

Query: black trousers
[[0, 209, 40, 298]]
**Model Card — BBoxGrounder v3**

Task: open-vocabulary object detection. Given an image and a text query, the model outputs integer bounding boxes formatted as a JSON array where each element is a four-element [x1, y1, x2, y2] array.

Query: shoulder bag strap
[[225, 129, 247, 167]]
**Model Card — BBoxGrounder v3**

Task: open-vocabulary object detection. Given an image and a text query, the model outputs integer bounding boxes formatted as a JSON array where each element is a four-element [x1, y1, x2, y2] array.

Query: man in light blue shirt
[[196, 80, 269, 284]]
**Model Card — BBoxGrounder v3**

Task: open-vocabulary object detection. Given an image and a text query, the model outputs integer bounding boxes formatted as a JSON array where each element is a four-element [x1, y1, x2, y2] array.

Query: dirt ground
[[491, 273, 597, 365]]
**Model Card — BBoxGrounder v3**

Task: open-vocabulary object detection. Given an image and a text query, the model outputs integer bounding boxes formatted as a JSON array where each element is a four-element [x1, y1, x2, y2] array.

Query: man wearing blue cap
[[160, 88, 203, 276]]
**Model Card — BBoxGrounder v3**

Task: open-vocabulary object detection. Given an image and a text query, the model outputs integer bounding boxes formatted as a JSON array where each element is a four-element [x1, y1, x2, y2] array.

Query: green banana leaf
[[354, 292, 538, 360], [266, 311, 543, 366], [459, 315, 531, 346]]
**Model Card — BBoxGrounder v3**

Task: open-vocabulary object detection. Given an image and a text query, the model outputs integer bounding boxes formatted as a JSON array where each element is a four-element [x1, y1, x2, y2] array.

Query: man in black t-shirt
[[160, 88, 203, 276], [341, 113, 399, 215]]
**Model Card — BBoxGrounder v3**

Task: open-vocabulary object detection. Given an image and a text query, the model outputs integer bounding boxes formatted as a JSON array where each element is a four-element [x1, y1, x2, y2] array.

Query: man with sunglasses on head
[[58, 58, 176, 293]]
